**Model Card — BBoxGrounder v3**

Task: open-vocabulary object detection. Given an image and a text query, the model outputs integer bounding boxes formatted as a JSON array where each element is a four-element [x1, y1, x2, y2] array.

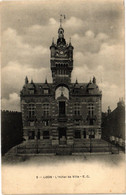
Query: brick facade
[[20, 25, 102, 152]]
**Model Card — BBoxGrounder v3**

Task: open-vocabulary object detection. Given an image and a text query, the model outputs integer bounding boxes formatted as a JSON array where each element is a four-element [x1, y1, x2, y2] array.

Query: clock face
[[56, 50, 64, 56], [55, 48, 68, 57]]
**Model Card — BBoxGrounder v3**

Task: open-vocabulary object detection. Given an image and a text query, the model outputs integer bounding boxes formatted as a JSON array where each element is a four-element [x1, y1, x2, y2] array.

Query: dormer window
[[29, 89, 34, 95], [74, 89, 79, 94], [44, 89, 49, 94]]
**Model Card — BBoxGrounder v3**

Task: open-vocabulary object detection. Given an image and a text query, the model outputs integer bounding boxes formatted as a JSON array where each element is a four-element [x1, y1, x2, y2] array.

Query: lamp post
[[89, 129, 92, 153], [36, 130, 40, 154]]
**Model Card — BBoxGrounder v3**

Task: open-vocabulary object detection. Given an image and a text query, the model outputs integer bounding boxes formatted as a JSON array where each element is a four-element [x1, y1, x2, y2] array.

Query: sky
[[1, 0, 125, 112]]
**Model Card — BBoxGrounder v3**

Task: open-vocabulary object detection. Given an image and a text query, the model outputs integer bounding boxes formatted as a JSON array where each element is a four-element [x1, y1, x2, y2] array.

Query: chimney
[[117, 98, 125, 107], [107, 106, 111, 115]]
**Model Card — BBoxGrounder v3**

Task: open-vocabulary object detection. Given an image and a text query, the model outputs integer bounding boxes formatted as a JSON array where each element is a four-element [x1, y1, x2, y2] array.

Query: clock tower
[[50, 24, 74, 84]]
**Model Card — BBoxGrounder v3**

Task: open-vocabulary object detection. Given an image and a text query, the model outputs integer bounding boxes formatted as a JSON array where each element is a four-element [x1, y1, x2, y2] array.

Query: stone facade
[[20, 24, 102, 153]]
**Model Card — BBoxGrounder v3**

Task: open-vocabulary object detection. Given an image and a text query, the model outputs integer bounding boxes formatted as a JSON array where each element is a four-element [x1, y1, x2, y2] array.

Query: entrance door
[[83, 130, 86, 139], [37, 131, 40, 139], [59, 101, 65, 116], [59, 127, 66, 145], [89, 129, 95, 138]]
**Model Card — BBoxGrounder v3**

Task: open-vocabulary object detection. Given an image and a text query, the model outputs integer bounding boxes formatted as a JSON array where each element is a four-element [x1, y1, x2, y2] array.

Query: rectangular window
[[43, 104, 50, 116], [28, 131, 35, 139], [83, 129, 86, 138], [87, 104, 95, 125], [89, 129, 95, 139], [74, 89, 79, 94], [43, 131, 50, 139], [37, 131, 40, 139], [29, 89, 34, 95], [28, 104, 36, 118], [43, 120, 49, 126], [30, 121, 34, 126], [90, 119, 94, 125], [74, 103, 80, 115], [74, 130, 81, 138], [88, 104, 94, 117], [59, 101, 65, 115]]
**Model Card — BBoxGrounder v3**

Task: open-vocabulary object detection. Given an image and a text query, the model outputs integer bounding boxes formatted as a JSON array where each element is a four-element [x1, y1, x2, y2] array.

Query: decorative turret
[[25, 76, 28, 85], [52, 37, 55, 45], [43, 78, 49, 89], [31, 79, 33, 84], [93, 76, 96, 84], [45, 78, 48, 84], [68, 38, 73, 58], [26, 78, 35, 94], [73, 79, 80, 94], [74, 79, 80, 88], [87, 77, 100, 94], [69, 38, 71, 46], [50, 38, 56, 57]]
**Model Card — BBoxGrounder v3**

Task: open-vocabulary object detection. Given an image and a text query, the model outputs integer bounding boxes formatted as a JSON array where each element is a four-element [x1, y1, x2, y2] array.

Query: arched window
[[55, 86, 69, 99]]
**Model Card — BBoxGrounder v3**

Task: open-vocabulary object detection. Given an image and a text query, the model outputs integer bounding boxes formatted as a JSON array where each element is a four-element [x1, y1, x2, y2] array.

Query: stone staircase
[[73, 139, 119, 154], [17, 140, 53, 154], [7, 139, 119, 155], [56, 145, 72, 155]]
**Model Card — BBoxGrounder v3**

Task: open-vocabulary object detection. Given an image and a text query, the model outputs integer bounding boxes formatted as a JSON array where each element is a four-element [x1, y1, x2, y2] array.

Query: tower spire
[[60, 14, 62, 27], [31, 78, 33, 83], [45, 77, 48, 84], [69, 37, 71, 45], [75, 78, 78, 84], [93, 76, 96, 84], [25, 76, 28, 84], [59, 14, 66, 28], [52, 37, 54, 44]]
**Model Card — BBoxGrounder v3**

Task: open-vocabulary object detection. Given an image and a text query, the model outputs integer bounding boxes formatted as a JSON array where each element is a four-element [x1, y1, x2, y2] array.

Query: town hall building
[[19, 22, 102, 154]]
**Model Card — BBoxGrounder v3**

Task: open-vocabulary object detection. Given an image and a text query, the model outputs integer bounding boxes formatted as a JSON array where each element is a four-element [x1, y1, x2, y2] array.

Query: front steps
[[5, 139, 119, 155]]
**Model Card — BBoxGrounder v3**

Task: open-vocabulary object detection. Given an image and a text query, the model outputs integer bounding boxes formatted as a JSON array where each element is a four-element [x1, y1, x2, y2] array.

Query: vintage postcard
[[1, 0, 125, 194]]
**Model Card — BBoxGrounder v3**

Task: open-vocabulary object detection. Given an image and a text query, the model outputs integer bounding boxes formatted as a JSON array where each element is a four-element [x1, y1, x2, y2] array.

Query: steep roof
[[21, 82, 101, 96]]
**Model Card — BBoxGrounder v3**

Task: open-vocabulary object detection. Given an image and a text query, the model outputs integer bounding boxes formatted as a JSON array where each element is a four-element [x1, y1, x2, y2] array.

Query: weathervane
[[60, 14, 66, 27]]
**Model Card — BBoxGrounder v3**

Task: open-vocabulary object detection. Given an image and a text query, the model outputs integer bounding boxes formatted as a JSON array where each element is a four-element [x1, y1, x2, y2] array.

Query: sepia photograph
[[1, 0, 125, 194]]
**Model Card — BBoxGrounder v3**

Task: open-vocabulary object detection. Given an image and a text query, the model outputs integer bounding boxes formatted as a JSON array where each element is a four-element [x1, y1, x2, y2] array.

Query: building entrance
[[58, 127, 67, 145], [59, 101, 65, 116]]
